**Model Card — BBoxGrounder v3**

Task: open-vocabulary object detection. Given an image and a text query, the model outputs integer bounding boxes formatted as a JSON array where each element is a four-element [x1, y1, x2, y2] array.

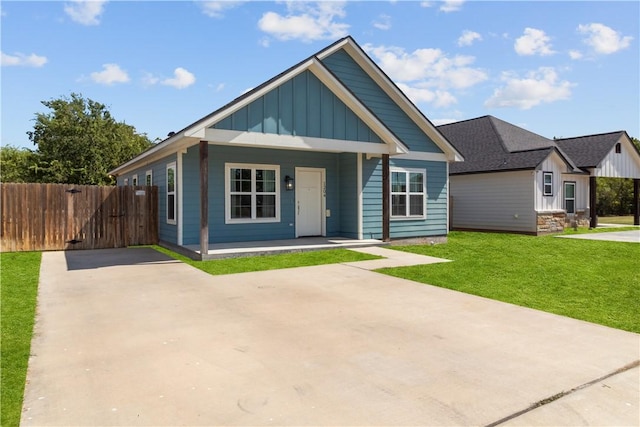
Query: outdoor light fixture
[[284, 175, 294, 191]]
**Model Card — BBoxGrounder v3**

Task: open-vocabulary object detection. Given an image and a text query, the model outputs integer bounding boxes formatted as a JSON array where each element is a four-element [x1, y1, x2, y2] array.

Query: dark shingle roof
[[437, 116, 571, 175], [555, 132, 625, 168]]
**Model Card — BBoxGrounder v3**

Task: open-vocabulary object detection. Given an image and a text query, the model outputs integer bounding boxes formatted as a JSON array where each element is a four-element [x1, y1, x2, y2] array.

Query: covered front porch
[[174, 236, 384, 260]]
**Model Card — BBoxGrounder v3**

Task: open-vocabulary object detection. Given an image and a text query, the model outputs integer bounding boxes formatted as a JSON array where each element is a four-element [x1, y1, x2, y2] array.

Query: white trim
[[392, 151, 449, 162], [564, 181, 576, 214], [446, 161, 450, 235], [177, 154, 183, 245], [166, 162, 177, 226], [145, 169, 153, 186], [357, 153, 363, 240], [205, 128, 392, 154], [131, 174, 138, 186], [543, 171, 553, 196], [224, 163, 281, 224], [390, 167, 427, 220], [295, 167, 326, 237]]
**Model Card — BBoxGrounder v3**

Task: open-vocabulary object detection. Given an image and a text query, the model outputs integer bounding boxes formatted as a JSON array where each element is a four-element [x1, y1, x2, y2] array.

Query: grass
[[151, 245, 381, 276], [1, 252, 42, 427], [381, 231, 640, 333], [598, 215, 635, 225]]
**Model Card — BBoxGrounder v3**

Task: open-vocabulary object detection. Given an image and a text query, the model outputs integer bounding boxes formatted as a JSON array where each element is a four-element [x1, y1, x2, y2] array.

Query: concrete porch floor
[[182, 237, 385, 259]]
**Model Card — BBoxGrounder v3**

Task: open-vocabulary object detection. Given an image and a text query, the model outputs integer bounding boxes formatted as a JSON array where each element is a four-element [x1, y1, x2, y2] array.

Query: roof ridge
[[436, 115, 492, 128], [555, 130, 625, 141]]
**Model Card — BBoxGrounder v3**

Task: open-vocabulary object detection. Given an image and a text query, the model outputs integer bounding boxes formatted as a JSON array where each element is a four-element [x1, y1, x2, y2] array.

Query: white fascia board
[[319, 39, 464, 162], [109, 134, 197, 176], [391, 151, 448, 162], [205, 128, 391, 155], [183, 59, 315, 138], [308, 59, 408, 155]]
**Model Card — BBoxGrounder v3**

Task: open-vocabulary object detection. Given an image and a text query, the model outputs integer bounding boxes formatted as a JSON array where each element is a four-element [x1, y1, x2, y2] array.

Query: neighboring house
[[438, 116, 640, 234], [109, 37, 463, 258]]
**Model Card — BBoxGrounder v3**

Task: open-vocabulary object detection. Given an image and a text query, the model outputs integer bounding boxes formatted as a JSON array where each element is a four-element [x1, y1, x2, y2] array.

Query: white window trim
[[123, 178, 129, 186], [543, 171, 553, 196], [132, 174, 138, 186], [145, 170, 153, 186], [564, 181, 576, 214], [390, 167, 427, 220], [166, 162, 177, 225], [225, 163, 281, 224]]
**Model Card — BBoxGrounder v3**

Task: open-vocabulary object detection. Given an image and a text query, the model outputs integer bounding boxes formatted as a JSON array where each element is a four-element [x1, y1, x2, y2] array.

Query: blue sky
[[2, 1, 638, 150]]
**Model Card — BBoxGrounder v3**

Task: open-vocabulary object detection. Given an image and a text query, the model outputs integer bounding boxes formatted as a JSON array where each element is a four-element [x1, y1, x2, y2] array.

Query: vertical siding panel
[[320, 84, 334, 139], [234, 106, 248, 130], [345, 108, 358, 141], [248, 97, 264, 133], [293, 72, 307, 136], [264, 89, 278, 134], [333, 97, 346, 140], [307, 73, 321, 137], [279, 79, 293, 135]]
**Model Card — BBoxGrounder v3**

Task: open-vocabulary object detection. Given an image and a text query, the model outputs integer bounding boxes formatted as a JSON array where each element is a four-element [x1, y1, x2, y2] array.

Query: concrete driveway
[[22, 248, 639, 426]]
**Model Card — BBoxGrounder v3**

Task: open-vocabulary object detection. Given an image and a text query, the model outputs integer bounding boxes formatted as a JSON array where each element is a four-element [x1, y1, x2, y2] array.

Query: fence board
[[0, 183, 158, 252]]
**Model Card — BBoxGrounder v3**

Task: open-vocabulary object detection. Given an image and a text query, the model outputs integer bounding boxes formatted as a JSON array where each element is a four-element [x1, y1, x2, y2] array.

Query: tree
[[0, 145, 40, 182], [596, 136, 640, 216], [27, 93, 152, 185]]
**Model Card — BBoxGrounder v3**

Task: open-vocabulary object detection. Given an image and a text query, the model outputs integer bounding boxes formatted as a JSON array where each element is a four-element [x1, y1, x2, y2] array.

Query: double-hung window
[[543, 172, 553, 196], [225, 163, 280, 223], [145, 170, 153, 186], [564, 182, 576, 214], [391, 168, 426, 219], [132, 174, 138, 186], [166, 162, 176, 225]]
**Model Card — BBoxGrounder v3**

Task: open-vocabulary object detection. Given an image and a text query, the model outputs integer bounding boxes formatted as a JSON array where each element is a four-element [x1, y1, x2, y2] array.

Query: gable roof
[[110, 36, 461, 176], [555, 131, 634, 169], [438, 115, 580, 175]]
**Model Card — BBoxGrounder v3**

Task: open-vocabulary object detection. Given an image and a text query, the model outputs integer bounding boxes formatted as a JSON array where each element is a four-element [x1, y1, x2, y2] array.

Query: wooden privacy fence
[[1, 183, 158, 252]]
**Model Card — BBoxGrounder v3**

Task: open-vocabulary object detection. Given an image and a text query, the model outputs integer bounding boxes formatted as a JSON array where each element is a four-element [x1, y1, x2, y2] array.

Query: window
[[615, 143, 621, 154], [543, 172, 553, 196], [145, 170, 153, 186], [225, 163, 280, 223], [132, 174, 138, 186], [123, 178, 129, 186], [390, 168, 426, 219], [564, 182, 576, 214], [166, 162, 176, 225]]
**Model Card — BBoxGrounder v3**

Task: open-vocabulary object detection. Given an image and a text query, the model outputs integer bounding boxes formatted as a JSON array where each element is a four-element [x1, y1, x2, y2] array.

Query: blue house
[[109, 37, 463, 258]]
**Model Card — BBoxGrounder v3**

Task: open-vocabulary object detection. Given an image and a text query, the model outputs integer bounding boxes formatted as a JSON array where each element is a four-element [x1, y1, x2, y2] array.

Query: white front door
[[296, 168, 325, 237]]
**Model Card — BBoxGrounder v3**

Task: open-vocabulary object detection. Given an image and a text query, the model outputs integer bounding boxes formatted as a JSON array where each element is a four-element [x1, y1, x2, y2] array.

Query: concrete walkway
[[22, 248, 639, 426], [557, 229, 640, 243]]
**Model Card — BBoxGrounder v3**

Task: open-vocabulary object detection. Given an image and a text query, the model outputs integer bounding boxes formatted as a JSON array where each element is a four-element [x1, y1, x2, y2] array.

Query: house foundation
[[537, 211, 566, 234]]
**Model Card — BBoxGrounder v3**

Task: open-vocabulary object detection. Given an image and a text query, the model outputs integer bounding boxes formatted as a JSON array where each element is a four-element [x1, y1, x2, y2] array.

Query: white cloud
[[485, 67, 574, 110], [364, 43, 487, 109], [258, 1, 349, 43], [64, 0, 107, 26], [162, 67, 196, 89], [90, 63, 129, 85], [569, 50, 583, 60], [577, 23, 633, 55], [440, 0, 464, 13], [141, 72, 160, 87], [373, 14, 392, 31], [199, 1, 244, 18], [431, 117, 458, 126], [1, 51, 47, 67], [514, 28, 555, 56], [420, 1, 434, 8], [458, 30, 482, 47]]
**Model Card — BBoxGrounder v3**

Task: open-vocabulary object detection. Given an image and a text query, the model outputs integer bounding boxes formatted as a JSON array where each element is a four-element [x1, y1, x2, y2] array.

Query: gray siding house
[[439, 116, 640, 234], [109, 37, 463, 257]]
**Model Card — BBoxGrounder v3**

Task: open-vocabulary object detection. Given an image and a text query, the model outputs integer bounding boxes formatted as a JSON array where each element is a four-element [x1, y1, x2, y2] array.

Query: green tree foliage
[[596, 137, 640, 216], [26, 93, 152, 185], [0, 146, 40, 183]]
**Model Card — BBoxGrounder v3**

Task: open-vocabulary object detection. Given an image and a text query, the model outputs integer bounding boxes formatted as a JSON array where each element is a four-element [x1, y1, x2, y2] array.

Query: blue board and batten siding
[[214, 71, 383, 144]]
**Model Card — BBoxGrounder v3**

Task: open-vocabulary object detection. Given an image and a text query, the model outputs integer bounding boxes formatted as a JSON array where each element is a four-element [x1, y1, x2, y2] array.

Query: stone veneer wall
[[537, 212, 566, 234], [565, 210, 590, 229]]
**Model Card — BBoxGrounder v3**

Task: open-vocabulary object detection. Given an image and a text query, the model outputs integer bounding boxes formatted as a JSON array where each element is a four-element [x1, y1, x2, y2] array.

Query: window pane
[[409, 173, 423, 193], [409, 195, 424, 216], [231, 168, 251, 192], [146, 174, 152, 186], [167, 168, 175, 193], [256, 195, 276, 218], [256, 169, 276, 193], [566, 200, 575, 214], [231, 195, 252, 219], [167, 194, 175, 220], [391, 172, 406, 193], [544, 173, 552, 184], [392, 194, 406, 216], [565, 183, 575, 198]]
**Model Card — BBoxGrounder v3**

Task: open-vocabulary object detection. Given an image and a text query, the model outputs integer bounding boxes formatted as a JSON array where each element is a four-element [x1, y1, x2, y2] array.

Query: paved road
[[22, 248, 639, 426]]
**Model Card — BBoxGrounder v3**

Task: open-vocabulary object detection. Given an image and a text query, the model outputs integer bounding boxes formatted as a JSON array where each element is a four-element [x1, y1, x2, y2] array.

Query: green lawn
[[151, 245, 381, 276], [1, 252, 42, 427], [598, 215, 635, 225], [381, 231, 640, 333]]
